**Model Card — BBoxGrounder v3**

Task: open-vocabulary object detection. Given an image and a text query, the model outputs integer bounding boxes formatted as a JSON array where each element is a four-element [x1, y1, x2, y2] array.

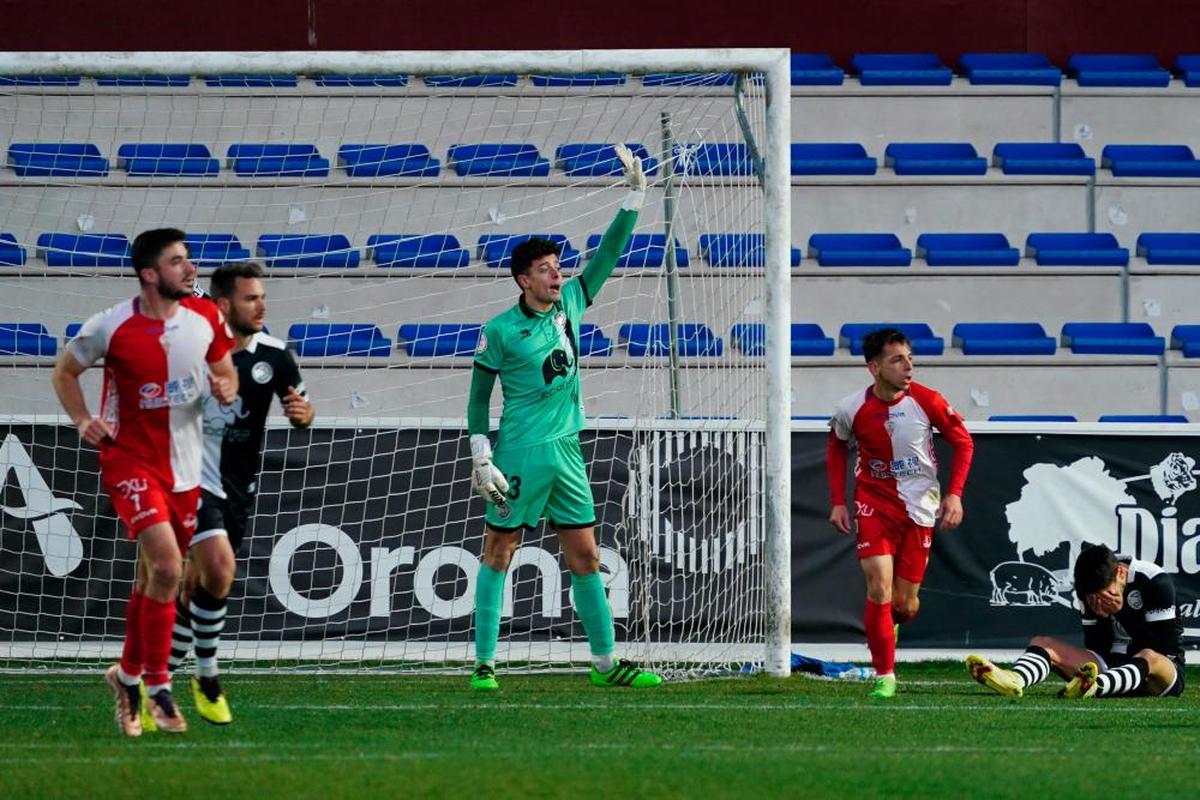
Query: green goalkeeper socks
[[474, 564, 506, 663], [571, 571, 615, 671]]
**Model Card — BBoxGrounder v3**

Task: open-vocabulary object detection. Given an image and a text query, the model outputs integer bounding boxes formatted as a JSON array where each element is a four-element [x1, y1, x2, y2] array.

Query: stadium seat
[[554, 143, 659, 177], [477, 234, 581, 270], [314, 74, 409, 87], [791, 143, 877, 176], [850, 53, 952, 86], [447, 144, 550, 177], [884, 143, 987, 175], [619, 323, 723, 356], [992, 143, 1095, 176], [7, 143, 109, 177], [1169, 325, 1200, 357], [1067, 54, 1170, 87], [791, 54, 844, 85], [988, 415, 1079, 422], [257, 234, 360, 268], [117, 144, 219, 176], [37, 233, 131, 267], [952, 323, 1056, 355], [808, 233, 912, 267], [337, 144, 440, 177], [839, 323, 945, 355], [96, 75, 189, 86], [959, 53, 1062, 86], [730, 322, 835, 356], [1026, 233, 1129, 266], [678, 143, 755, 176], [0, 233, 26, 266], [204, 74, 299, 87], [699, 234, 800, 267], [642, 72, 735, 87], [367, 234, 470, 268], [1060, 322, 1165, 355], [185, 234, 251, 266], [1101, 144, 1200, 177], [227, 144, 330, 177], [530, 73, 626, 87], [397, 323, 481, 357], [424, 74, 518, 88], [0, 75, 81, 86], [289, 323, 390, 357], [1098, 414, 1189, 423], [585, 233, 690, 268], [1177, 55, 1200, 87], [916, 233, 1020, 266], [578, 323, 613, 356], [1136, 233, 1200, 265], [65, 323, 82, 340], [0, 323, 56, 356]]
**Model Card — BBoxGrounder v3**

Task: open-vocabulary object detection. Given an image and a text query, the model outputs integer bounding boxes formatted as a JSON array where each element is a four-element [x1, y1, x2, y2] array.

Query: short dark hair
[[130, 228, 187, 281], [210, 261, 265, 301], [1073, 543, 1120, 602], [862, 327, 911, 362], [510, 238, 561, 281]]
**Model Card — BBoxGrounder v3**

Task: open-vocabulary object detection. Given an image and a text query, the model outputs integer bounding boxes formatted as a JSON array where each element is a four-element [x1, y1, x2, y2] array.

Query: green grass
[[2, 662, 1198, 799]]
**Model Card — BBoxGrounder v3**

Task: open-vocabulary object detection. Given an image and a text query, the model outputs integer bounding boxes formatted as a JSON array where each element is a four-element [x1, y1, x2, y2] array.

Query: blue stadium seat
[[884, 143, 987, 175], [952, 322, 1056, 355], [619, 323, 723, 356], [839, 323, 944, 355], [1136, 233, 1200, 265], [992, 143, 1095, 176], [289, 323, 391, 357], [117, 144, 219, 176], [791, 143, 877, 176], [65, 323, 82, 340], [1060, 322, 1165, 355], [530, 73, 626, 87], [678, 143, 754, 176], [397, 323, 481, 356], [959, 53, 1062, 86], [1177, 55, 1200, 87], [1098, 414, 1189, 423], [1170, 325, 1200, 358], [1026, 233, 1129, 266], [584, 233, 689, 268], [424, 74, 518, 88], [1101, 144, 1200, 177], [368, 234, 469, 268], [96, 75, 189, 86], [337, 144, 440, 177], [448, 144, 549, 177], [916, 233, 1020, 266], [314, 74, 409, 87], [791, 54, 844, 85], [988, 415, 1079, 422], [228, 144, 329, 177], [554, 143, 659, 177], [37, 233, 130, 267], [699, 234, 800, 267], [477, 234, 581, 270], [731, 322, 835, 356], [642, 73, 735, 87], [578, 323, 613, 356], [8, 143, 109, 177], [1067, 54, 1170, 87], [808, 233, 911, 267], [851, 53, 952, 86], [204, 74, 299, 87], [0, 233, 26, 266], [0, 75, 81, 86], [185, 234, 251, 266], [257, 234, 360, 268], [0, 323, 56, 356]]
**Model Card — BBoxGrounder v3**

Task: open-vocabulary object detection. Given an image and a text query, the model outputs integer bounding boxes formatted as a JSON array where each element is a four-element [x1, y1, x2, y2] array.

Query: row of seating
[[10, 141, 1200, 178]]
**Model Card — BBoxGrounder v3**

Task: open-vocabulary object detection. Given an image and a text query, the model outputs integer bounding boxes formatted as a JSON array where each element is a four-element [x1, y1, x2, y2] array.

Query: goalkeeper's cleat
[[868, 675, 897, 699], [192, 676, 232, 725], [145, 687, 188, 733], [965, 654, 1024, 698], [104, 665, 143, 737], [469, 663, 499, 691], [1059, 662, 1100, 700], [590, 658, 663, 688], [138, 681, 158, 733]]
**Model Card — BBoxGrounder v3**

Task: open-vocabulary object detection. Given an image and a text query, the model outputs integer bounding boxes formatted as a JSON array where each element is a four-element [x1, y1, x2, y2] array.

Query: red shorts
[[102, 464, 199, 551], [855, 511, 934, 584]]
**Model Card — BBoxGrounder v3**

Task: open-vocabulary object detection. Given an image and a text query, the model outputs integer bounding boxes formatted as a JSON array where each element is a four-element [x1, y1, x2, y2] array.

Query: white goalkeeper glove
[[614, 143, 646, 210], [469, 434, 509, 506]]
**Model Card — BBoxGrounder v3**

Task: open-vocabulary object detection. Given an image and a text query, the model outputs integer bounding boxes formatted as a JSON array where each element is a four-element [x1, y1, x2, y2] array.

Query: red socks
[[118, 589, 145, 678], [864, 600, 896, 676], [140, 596, 176, 687]]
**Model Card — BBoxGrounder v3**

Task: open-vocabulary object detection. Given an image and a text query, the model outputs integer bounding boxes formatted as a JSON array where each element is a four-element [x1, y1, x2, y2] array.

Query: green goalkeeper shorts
[[485, 433, 596, 532]]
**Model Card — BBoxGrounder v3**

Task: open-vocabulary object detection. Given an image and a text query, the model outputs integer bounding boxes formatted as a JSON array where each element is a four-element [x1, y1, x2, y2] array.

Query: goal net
[[0, 51, 791, 676]]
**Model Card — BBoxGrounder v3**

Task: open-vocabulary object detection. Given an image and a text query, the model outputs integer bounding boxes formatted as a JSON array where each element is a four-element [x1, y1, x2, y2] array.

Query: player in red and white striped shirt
[[52, 228, 237, 736], [826, 328, 974, 698]]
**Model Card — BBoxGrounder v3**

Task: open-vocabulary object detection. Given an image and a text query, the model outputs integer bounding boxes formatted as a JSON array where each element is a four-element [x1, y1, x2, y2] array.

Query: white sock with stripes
[[190, 587, 227, 679], [1010, 646, 1051, 688], [1094, 659, 1149, 697]]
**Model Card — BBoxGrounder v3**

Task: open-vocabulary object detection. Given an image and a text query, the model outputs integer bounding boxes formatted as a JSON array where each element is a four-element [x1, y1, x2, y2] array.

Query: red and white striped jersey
[[68, 296, 235, 491], [827, 382, 974, 526]]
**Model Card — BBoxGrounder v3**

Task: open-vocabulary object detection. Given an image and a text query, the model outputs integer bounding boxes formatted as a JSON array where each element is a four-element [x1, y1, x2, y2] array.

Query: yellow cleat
[[965, 654, 1024, 698], [868, 674, 897, 699], [1059, 661, 1099, 699], [192, 676, 233, 725], [138, 680, 158, 733]]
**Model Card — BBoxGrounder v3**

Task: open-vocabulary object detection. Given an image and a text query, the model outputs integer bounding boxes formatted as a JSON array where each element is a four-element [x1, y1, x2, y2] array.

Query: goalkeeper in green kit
[[466, 144, 662, 691]]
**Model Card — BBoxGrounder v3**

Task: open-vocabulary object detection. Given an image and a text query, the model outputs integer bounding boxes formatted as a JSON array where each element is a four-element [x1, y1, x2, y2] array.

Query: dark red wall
[[1, 0, 1196, 66]]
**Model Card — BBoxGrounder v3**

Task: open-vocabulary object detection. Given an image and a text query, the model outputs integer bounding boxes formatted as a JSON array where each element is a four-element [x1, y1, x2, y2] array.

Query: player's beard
[[155, 278, 192, 301], [228, 310, 262, 337]]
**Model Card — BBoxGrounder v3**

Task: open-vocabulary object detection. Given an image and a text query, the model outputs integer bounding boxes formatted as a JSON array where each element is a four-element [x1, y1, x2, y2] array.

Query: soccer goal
[[0, 50, 791, 677]]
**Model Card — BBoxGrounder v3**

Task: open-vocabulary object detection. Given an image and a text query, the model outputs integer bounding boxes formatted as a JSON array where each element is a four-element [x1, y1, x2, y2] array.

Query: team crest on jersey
[[1127, 590, 1143, 610], [476, 332, 488, 355], [496, 502, 512, 520], [251, 361, 273, 384], [553, 311, 566, 330]]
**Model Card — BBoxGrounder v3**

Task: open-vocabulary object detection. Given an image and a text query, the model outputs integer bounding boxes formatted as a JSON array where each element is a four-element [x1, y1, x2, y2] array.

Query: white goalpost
[[0, 49, 791, 677]]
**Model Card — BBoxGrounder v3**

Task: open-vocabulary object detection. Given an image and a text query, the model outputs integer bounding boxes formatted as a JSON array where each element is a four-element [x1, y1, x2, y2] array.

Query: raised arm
[[579, 144, 646, 303]]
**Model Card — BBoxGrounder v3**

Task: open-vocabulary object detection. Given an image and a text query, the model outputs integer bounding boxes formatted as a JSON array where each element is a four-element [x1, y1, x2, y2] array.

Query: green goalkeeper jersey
[[469, 206, 637, 449]]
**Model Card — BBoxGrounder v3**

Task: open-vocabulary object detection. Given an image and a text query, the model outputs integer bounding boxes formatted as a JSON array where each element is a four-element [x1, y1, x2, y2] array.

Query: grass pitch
[[2, 661, 1197, 799]]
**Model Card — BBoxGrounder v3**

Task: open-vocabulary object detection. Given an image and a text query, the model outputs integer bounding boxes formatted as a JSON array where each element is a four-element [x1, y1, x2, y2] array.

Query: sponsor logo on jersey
[[475, 331, 488, 354], [251, 361, 274, 384], [140, 383, 163, 399], [541, 348, 573, 385]]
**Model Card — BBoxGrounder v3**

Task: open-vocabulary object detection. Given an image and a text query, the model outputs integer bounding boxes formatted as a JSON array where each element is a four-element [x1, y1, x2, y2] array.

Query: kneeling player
[[966, 543, 1184, 699]]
